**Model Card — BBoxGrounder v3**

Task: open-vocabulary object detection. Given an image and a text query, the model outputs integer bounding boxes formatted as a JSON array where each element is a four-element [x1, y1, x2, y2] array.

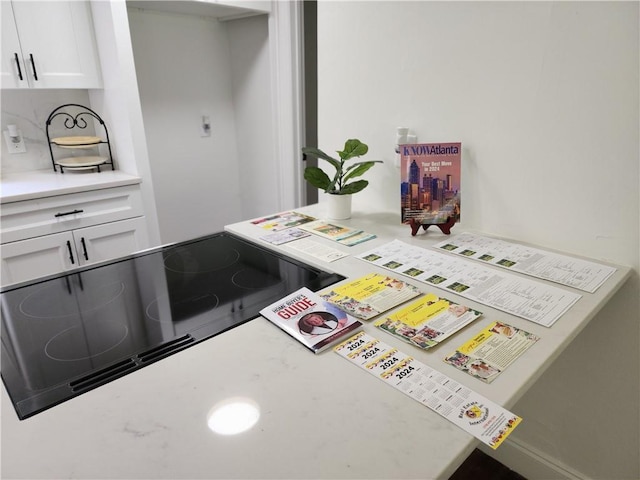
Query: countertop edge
[[0, 170, 143, 204]]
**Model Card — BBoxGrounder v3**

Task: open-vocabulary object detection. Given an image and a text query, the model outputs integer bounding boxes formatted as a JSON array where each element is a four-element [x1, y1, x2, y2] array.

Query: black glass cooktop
[[1, 232, 344, 420]]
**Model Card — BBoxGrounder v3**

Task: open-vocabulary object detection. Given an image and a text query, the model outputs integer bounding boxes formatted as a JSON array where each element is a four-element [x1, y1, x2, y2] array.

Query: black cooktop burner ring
[[44, 323, 130, 362], [144, 293, 221, 322], [18, 282, 126, 320]]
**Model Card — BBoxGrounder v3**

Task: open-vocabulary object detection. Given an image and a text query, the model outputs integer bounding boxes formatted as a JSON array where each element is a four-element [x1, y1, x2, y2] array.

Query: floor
[[449, 449, 527, 480]]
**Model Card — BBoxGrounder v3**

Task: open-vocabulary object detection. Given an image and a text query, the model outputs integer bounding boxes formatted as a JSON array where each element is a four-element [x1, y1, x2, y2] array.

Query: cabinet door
[[1, 232, 77, 286], [7, 1, 102, 89], [73, 217, 149, 266], [0, 1, 28, 88], [1, 218, 149, 287]]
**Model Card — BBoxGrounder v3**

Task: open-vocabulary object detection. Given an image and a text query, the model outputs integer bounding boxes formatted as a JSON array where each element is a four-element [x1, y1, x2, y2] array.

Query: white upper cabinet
[[1, 1, 102, 89]]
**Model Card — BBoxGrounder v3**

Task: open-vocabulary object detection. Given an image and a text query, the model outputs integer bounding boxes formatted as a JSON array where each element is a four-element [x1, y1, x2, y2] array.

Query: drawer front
[[1, 185, 144, 244]]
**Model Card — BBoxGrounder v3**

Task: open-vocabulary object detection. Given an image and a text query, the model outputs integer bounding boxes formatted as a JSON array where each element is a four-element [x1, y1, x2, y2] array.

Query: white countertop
[[0, 169, 142, 203], [1, 204, 631, 479]]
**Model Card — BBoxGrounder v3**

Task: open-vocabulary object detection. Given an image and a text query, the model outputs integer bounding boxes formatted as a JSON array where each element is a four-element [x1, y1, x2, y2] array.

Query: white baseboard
[[479, 437, 590, 480]]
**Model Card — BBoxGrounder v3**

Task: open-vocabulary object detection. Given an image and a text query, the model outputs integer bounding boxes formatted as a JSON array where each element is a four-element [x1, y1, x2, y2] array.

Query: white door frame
[[268, 0, 305, 210]]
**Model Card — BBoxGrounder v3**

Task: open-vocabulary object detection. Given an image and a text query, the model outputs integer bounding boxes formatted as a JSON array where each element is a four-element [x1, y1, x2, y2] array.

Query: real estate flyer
[[250, 211, 316, 231], [260, 228, 310, 245], [374, 293, 482, 350], [400, 142, 462, 224], [444, 322, 540, 383], [319, 273, 421, 320], [358, 239, 581, 327], [334, 331, 522, 450], [299, 220, 376, 246], [434, 232, 616, 293], [336, 230, 378, 247]]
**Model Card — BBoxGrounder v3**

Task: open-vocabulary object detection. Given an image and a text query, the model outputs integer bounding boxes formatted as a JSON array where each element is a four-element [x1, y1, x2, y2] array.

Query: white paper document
[[434, 232, 616, 293], [260, 228, 311, 245], [287, 238, 349, 262], [335, 331, 522, 450], [358, 240, 581, 327]]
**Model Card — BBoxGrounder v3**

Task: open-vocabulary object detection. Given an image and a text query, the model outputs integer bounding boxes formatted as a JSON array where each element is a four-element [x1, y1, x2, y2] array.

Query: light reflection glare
[[207, 397, 260, 435]]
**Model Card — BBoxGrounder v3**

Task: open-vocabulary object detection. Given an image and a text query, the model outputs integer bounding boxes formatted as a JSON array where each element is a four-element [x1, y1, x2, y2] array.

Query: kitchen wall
[[316, 2, 639, 479], [0, 1, 163, 247], [127, 7, 276, 244], [0, 90, 93, 174], [227, 14, 277, 221]]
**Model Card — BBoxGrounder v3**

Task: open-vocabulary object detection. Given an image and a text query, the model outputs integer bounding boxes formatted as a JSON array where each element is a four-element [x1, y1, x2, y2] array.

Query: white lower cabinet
[[73, 217, 148, 266], [1, 217, 148, 287], [1, 185, 150, 287]]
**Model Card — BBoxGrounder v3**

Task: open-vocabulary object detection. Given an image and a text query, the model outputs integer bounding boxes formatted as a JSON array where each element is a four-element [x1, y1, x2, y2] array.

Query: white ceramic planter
[[326, 194, 352, 220]]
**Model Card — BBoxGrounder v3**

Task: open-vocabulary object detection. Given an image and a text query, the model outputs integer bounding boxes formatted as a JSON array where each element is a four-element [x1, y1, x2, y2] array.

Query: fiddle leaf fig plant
[[303, 139, 382, 195]]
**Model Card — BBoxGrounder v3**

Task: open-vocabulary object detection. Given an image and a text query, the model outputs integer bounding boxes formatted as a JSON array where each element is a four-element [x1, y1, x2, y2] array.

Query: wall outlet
[[3, 130, 27, 153]]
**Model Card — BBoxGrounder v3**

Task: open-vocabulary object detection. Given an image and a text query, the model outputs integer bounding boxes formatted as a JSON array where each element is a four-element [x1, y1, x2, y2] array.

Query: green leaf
[[304, 166, 331, 190], [302, 147, 341, 170], [340, 180, 369, 194], [337, 139, 368, 160], [342, 161, 382, 183], [303, 139, 379, 194]]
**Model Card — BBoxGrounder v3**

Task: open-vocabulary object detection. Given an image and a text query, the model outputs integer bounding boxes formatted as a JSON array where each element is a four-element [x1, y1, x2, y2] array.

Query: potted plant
[[302, 138, 381, 219]]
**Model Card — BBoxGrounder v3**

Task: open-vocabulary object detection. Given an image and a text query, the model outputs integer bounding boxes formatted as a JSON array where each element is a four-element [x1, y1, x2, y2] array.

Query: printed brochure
[[334, 331, 522, 449], [444, 321, 540, 383], [357, 239, 581, 327], [375, 293, 482, 350], [251, 211, 316, 231], [434, 232, 616, 293], [299, 220, 376, 246], [400, 142, 462, 224], [259, 287, 362, 354], [319, 273, 421, 320], [260, 228, 310, 245]]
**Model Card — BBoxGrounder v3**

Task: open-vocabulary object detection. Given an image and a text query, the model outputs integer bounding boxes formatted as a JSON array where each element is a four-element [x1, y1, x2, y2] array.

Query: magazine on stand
[[259, 287, 363, 354], [400, 142, 462, 224]]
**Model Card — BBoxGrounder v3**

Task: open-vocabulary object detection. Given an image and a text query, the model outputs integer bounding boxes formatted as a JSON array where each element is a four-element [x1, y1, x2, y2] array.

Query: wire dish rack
[[46, 104, 115, 173]]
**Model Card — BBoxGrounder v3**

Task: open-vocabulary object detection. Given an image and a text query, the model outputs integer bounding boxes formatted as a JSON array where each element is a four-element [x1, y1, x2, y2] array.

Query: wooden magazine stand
[[406, 216, 456, 236]]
